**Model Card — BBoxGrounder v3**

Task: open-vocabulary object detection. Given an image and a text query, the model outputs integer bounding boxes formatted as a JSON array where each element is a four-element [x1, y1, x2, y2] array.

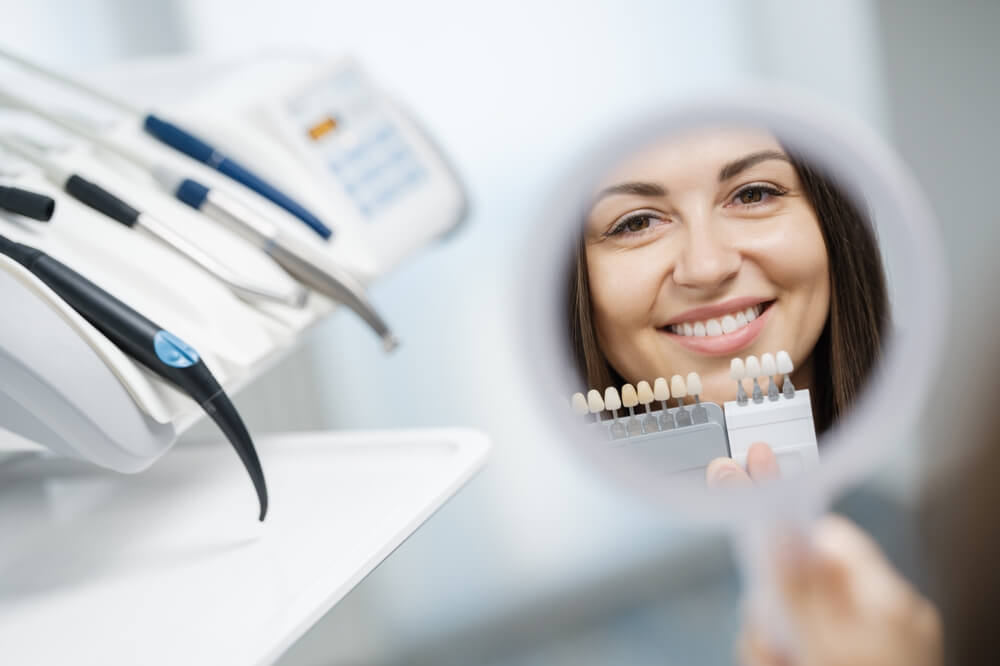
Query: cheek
[[586, 246, 668, 357]]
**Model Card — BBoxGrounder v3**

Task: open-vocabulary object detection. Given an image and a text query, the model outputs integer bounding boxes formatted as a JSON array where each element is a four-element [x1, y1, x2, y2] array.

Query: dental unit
[[0, 87, 399, 350], [0, 133, 306, 308], [0, 46, 334, 240], [570, 350, 819, 479], [0, 232, 268, 519]]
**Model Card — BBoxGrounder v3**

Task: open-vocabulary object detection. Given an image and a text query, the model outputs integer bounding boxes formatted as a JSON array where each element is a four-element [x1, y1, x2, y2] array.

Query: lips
[[659, 299, 774, 355]]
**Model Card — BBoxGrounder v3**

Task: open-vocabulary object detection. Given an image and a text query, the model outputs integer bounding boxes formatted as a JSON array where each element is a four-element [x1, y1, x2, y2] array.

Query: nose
[[671, 220, 741, 289]]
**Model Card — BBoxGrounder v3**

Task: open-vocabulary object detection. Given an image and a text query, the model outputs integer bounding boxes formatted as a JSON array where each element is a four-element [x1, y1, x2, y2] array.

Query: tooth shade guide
[[653, 377, 670, 401], [603, 386, 622, 411], [571, 392, 588, 415]]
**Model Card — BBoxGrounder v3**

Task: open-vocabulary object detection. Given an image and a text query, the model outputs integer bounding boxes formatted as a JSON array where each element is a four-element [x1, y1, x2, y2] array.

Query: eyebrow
[[718, 150, 790, 182], [593, 181, 667, 204]]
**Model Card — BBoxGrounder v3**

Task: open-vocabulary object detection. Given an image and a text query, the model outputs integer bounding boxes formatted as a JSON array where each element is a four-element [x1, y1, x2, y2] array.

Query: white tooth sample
[[706, 319, 723, 336], [587, 389, 605, 413], [670, 374, 687, 398], [745, 307, 757, 322], [776, 350, 794, 374], [745, 355, 762, 377], [683, 322, 694, 336], [693, 322, 707, 337], [736, 312, 748, 327], [653, 377, 670, 401], [621, 383, 639, 408], [603, 386, 622, 411], [730, 357, 746, 379], [761, 353, 777, 376], [686, 372, 702, 395], [721, 315, 738, 334], [572, 392, 589, 415], [636, 380, 654, 405]]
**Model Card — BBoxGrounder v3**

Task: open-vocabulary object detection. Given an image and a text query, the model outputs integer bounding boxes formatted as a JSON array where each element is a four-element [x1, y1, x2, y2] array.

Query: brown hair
[[567, 150, 888, 433]]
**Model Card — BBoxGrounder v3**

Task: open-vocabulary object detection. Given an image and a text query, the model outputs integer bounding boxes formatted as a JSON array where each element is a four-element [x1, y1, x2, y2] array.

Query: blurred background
[[2, 0, 997, 663]]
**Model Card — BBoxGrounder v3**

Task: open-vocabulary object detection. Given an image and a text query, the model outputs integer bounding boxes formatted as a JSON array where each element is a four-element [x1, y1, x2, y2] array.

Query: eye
[[605, 210, 668, 238], [727, 183, 788, 208]]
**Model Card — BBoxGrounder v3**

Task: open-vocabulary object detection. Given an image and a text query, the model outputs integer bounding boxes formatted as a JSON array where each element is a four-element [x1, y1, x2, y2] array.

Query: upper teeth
[[667, 305, 763, 337]]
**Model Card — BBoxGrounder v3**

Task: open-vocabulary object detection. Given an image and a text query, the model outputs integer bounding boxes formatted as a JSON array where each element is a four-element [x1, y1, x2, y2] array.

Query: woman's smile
[[659, 298, 775, 356]]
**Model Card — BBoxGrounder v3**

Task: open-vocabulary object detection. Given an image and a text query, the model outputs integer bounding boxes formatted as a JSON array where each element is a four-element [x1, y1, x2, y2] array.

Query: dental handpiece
[[0, 47, 333, 240], [0, 184, 55, 220], [156, 169, 399, 351], [0, 234, 268, 520], [0, 135, 306, 307]]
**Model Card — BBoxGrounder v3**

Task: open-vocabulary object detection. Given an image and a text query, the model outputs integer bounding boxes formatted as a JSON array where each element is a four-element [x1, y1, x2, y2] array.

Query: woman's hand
[[706, 442, 780, 487], [739, 515, 943, 666]]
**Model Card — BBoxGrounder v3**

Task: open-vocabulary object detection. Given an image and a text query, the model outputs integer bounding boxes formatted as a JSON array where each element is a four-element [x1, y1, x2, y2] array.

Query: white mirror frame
[[517, 87, 946, 526]]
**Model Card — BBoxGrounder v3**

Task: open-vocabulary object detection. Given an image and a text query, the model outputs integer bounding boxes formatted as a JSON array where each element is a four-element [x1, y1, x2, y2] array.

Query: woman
[[568, 126, 887, 435]]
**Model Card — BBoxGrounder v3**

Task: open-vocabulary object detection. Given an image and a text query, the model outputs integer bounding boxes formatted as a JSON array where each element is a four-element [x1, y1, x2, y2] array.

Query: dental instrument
[[0, 134, 306, 308], [0, 47, 333, 240], [0, 233, 268, 519], [0, 89, 396, 347], [0, 183, 54, 220]]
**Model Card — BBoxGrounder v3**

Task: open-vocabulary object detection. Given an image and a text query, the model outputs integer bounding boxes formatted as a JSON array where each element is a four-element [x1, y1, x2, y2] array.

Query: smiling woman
[[568, 127, 888, 434]]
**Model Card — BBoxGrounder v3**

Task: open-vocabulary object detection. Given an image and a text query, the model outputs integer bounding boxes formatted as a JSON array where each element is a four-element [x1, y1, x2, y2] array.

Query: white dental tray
[[0, 428, 489, 665], [0, 54, 467, 470]]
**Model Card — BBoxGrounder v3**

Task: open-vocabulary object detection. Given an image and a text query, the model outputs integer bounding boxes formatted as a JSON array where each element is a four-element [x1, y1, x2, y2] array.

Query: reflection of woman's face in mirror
[[571, 127, 887, 432]]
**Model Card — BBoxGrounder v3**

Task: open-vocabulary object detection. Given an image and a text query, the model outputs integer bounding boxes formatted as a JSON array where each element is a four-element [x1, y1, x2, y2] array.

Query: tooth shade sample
[[653, 377, 670, 401], [587, 389, 605, 413], [776, 350, 794, 375], [686, 372, 703, 395], [761, 353, 777, 376], [603, 386, 622, 411], [636, 380, 654, 404], [745, 355, 762, 377], [721, 315, 738, 334], [670, 374, 687, 397], [621, 383, 639, 408], [730, 357, 746, 380], [571, 392, 589, 415], [706, 319, 723, 336]]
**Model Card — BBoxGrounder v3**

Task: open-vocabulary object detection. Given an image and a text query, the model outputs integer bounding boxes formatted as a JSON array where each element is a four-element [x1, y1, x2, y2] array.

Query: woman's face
[[584, 128, 830, 403]]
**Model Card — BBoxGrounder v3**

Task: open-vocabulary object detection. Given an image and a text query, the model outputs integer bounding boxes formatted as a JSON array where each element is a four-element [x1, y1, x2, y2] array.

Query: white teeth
[[636, 381, 654, 404], [666, 303, 769, 337], [572, 392, 589, 415], [587, 389, 605, 413]]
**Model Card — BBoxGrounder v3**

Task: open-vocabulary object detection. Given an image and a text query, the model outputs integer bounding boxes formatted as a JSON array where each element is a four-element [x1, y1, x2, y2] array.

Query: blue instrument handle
[[143, 114, 333, 240]]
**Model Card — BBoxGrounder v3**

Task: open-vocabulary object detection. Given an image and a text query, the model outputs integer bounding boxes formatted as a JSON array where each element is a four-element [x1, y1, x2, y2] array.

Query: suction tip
[[203, 393, 268, 521], [382, 333, 401, 352]]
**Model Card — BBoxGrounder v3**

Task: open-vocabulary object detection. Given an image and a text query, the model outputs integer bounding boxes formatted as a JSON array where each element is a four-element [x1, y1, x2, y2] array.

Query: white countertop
[[0, 428, 489, 665]]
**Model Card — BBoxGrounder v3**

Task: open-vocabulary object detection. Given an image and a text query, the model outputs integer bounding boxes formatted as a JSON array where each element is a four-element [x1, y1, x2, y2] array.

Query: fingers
[[746, 442, 780, 482], [706, 457, 753, 488]]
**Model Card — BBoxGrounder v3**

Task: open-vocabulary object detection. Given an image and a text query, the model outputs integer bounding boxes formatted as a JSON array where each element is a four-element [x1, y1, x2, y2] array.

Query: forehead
[[597, 126, 784, 189]]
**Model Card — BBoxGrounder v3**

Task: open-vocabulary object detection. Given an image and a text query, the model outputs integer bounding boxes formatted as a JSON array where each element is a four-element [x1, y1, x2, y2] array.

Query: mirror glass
[[519, 97, 944, 519]]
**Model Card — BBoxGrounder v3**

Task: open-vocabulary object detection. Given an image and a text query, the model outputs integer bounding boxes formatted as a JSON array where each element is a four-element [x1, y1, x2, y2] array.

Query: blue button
[[153, 330, 201, 368]]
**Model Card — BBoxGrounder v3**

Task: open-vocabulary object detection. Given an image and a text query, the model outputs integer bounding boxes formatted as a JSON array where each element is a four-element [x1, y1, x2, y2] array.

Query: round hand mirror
[[516, 89, 946, 639]]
